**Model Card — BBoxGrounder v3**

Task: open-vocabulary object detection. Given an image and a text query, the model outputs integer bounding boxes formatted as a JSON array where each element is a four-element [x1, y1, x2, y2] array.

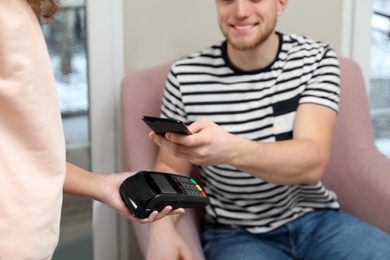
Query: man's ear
[[277, 0, 288, 16]]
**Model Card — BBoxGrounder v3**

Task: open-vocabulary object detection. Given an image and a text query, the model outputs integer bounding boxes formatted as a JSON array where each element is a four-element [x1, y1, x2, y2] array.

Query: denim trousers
[[201, 209, 390, 260]]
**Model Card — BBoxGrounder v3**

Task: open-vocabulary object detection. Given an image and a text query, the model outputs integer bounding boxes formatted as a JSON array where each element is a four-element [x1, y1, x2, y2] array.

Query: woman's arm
[[63, 162, 184, 223]]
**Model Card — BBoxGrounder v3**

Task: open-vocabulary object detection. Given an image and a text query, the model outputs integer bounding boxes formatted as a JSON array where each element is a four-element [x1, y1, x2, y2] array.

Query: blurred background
[[41, 0, 389, 259]]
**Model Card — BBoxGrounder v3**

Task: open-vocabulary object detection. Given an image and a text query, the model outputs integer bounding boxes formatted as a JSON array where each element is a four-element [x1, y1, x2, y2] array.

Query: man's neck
[[227, 32, 280, 71]]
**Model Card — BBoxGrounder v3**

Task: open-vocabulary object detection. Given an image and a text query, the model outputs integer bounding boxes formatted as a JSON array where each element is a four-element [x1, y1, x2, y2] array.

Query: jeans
[[201, 209, 390, 260]]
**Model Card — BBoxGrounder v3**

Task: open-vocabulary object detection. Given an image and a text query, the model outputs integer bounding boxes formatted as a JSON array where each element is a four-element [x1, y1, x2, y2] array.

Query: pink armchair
[[321, 57, 390, 232], [120, 57, 390, 259]]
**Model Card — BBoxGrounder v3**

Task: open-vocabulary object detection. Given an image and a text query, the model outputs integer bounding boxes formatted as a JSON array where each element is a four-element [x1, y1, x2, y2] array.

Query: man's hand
[[149, 119, 236, 167]]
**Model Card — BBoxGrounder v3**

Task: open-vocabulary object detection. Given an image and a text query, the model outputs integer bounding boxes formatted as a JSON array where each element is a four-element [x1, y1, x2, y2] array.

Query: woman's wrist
[[64, 162, 107, 201]]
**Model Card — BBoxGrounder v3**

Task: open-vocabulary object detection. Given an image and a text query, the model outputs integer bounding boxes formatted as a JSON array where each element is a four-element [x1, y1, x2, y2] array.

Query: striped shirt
[[160, 32, 340, 233]]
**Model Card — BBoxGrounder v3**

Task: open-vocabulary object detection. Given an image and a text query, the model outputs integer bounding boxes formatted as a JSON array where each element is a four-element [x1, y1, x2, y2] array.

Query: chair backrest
[[324, 56, 377, 174], [121, 62, 172, 172], [322, 56, 376, 190]]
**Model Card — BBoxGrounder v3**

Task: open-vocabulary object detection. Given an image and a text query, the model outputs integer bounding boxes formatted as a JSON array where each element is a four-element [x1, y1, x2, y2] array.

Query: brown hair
[[27, 0, 59, 19]]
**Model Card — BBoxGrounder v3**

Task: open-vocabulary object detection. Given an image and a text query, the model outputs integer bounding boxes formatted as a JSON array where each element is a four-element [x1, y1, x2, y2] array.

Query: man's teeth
[[236, 25, 252, 30]]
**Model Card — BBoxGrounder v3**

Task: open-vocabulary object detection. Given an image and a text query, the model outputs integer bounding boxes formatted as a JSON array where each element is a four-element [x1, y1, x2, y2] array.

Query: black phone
[[142, 116, 192, 136], [120, 171, 209, 219]]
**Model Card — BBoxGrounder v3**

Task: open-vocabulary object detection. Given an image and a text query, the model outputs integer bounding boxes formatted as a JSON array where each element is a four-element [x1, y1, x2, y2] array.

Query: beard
[[221, 18, 277, 51], [225, 33, 270, 51]]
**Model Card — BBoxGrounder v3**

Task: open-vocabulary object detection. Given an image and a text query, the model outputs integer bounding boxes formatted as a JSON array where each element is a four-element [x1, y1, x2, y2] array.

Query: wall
[[123, 0, 221, 71], [123, 0, 344, 72], [277, 1, 343, 53]]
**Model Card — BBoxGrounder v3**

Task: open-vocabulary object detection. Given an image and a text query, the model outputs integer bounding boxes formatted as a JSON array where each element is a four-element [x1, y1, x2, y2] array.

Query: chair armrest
[[328, 149, 390, 234]]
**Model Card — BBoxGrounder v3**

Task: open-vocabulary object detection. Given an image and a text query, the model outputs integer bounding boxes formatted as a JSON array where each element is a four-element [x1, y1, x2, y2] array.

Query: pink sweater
[[0, 0, 66, 259]]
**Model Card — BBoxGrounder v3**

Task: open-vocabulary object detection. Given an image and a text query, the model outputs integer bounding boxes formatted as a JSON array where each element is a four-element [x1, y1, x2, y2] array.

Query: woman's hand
[[96, 172, 185, 223]]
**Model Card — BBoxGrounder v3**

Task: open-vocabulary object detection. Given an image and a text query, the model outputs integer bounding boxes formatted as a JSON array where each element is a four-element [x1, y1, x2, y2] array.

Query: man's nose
[[235, 0, 251, 18]]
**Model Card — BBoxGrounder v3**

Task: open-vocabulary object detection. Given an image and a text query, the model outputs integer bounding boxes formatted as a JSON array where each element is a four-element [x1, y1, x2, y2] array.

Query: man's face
[[215, 0, 287, 51]]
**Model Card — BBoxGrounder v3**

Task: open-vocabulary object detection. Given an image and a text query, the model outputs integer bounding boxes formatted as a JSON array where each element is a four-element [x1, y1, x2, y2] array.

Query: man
[[145, 0, 390, 259], [0, 1, 181, 259]]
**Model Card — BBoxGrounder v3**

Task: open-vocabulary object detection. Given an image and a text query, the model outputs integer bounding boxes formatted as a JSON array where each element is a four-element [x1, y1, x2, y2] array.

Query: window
[[42, 0, 93, 259], [370, 0, 390, 158]]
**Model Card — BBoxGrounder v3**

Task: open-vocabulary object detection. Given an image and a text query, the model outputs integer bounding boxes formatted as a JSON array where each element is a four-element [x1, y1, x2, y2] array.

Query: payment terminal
[[120, 171, 209, 219]]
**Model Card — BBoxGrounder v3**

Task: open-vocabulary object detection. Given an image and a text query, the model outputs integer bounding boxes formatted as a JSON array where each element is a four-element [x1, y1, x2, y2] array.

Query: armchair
[[117, 57, 390, 259]]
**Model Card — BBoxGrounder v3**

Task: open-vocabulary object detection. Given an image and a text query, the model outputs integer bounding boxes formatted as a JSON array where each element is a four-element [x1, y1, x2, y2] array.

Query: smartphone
[[142, 116, 192, 136]]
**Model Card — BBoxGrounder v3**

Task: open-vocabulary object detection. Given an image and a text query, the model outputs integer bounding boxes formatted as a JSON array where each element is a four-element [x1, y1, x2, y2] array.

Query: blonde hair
[[27, 0, 59, 19]]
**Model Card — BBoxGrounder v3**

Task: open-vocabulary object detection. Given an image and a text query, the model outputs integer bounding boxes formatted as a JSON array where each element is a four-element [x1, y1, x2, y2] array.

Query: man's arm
[[145, 147, 194, 260], [228, 103, 337, 184], [151, 103, 337, 185]]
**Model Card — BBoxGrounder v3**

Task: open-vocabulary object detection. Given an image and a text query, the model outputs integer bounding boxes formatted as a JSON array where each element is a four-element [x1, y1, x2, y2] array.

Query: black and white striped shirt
[[160, 32, 340, 233]]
